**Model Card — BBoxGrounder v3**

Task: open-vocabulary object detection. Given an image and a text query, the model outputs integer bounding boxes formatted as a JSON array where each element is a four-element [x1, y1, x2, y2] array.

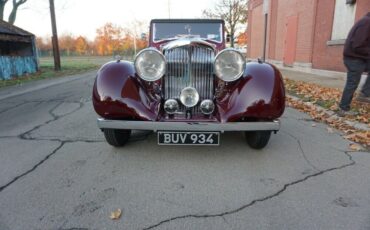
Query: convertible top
[[151, 19, 224, 24]]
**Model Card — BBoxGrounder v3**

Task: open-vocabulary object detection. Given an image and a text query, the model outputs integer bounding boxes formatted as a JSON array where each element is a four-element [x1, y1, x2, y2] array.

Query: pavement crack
[[19, 101, 84, 140], [142, 152, 355, 230], [19, 102, 64, 140], [22, 99, 91, 104], [282, 130, 320, 171], [0, 135, 18, 139], [0, 141, 65, 193], [43, 138, 105, 143], [58, 228, 88, 230], [0, 101, 32, 115]]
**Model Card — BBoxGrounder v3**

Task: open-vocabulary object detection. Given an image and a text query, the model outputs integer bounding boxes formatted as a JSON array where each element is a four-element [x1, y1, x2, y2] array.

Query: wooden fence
[[0, 56, 38, 80]]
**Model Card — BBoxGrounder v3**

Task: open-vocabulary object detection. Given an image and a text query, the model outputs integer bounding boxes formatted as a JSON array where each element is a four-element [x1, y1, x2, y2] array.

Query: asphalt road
[[0, 72, 369, 230]]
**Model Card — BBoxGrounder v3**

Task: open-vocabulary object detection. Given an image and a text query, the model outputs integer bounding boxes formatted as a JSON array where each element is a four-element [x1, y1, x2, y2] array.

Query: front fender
[[92, 61, 160, 121], [216, 62, 285, 122]]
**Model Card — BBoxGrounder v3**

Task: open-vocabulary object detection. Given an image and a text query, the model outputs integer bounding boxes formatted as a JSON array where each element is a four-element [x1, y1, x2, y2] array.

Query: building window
[[331, 0, 356, 40]]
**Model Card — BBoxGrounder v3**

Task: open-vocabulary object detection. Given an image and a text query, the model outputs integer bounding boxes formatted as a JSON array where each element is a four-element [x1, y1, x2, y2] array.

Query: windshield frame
[[150, 19, 225, 44]]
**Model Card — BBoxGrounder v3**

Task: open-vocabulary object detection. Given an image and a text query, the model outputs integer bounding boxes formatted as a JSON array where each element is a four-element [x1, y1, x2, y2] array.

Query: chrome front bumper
[[97, 118, 280, 132]]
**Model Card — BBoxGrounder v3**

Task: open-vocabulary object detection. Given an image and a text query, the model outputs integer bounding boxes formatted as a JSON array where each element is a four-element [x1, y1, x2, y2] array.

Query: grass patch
[[0, 56, 112, 88], [315, 99, 337, 109]]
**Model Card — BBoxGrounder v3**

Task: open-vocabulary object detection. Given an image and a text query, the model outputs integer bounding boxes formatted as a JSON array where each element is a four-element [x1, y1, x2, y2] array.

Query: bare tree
[[0, 0, 9, 20], [8, 0, 28, 24], [203, 0, 248, 47], [126, 19, 147, 55]]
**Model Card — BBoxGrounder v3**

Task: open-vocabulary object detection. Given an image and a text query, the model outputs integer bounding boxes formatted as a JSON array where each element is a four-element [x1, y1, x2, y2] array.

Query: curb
[[287, 95, 370, 131]]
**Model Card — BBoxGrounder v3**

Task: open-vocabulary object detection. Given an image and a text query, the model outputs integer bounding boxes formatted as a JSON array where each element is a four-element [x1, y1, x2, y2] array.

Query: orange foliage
[[95, 23, 123, 55], [37, 22, 148, 56], [74, 36, 88, 55], [237, 32, 248, 45], [59, 34, 75, 55]]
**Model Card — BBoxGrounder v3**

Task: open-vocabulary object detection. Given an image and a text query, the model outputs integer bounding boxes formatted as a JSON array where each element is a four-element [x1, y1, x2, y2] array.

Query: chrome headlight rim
[[164, 99, 179, 114], [134, 48, 166, 82], [214, 48, 246, 82], [200, 99, 215, 115], [180, 87, 200, 108]]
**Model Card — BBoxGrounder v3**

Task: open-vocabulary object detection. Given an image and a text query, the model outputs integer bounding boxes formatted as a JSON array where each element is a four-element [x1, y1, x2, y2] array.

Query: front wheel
[[103, 129, 131, 147], [245, 131, 271, 149]]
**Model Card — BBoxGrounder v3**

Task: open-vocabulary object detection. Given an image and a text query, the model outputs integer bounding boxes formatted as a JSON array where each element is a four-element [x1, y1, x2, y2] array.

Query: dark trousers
[[339, 57, 370, 111]]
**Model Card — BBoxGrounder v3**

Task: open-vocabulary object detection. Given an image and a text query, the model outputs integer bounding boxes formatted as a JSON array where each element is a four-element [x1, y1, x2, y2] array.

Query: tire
[[103, 129, 131, 147], [245, 131, 271, 149]]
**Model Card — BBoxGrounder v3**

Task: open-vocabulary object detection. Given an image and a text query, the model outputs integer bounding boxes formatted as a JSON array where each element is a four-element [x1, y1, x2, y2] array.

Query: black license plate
[[158, 131, 220, 145]]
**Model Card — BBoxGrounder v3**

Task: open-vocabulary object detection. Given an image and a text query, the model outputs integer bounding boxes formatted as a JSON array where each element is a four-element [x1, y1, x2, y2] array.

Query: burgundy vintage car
[[93, 19, 285, 149]]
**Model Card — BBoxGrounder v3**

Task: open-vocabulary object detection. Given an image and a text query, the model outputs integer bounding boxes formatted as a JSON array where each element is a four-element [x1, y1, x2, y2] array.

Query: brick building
[[247, 0, 370, 72]]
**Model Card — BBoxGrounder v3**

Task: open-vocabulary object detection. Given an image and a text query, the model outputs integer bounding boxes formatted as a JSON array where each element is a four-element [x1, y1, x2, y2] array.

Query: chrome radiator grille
[[164, 45, 215, 113]]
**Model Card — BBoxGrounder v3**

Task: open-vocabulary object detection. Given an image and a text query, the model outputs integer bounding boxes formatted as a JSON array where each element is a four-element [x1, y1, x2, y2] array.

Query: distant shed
[[0, 20, 38, 80]]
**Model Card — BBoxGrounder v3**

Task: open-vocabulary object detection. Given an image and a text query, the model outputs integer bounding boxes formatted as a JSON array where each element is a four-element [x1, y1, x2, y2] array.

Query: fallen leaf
[[110, 209, 122, 220], [285, 78, 370, 148], [349, 143, 362, 151], [327, 127, 334, 133], [330, 104, 338, 110]]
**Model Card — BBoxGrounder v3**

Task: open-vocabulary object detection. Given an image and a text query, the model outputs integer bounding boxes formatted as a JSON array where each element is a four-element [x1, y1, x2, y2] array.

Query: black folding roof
[[151, 19, 224, 24]]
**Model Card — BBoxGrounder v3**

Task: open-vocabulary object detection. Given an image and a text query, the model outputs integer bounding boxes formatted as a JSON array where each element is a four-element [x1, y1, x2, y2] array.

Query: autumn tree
[[87, 40, 96, 55], [120, 32, 133, 56], [95, 23, 123, 56], [37, 21, 148, 57], [59, 34, 75, 56], [202, 0, 248, 47], [74, 36, 88, 55], [136, 37, 147, 51], [237, 32, 247, 46], [36, 37, 52, 56]]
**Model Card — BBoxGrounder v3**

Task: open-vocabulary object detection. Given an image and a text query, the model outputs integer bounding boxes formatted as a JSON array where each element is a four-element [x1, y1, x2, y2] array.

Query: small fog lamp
[[180, 87, 199, 108], [200, 99, 215, 115], [164, 99, 179, 114]]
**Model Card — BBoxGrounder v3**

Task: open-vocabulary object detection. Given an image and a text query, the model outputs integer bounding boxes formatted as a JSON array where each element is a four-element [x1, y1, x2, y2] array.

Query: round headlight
[[214, 49, 246, 82], [180, 87, 199, 108], [134, 48, 166, 81], [200, 99, 215, 115], [164, 99, 179, 114]]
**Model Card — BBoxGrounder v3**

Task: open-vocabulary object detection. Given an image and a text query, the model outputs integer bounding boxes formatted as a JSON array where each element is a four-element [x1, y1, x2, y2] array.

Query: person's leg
[[359, 59, 370, 97], [339, 58, 366, 111]]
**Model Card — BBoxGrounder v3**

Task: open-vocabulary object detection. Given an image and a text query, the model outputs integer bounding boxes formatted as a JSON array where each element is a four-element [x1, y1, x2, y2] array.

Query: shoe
[[336, 109, 358, 117], [356, 93, 370, 103]]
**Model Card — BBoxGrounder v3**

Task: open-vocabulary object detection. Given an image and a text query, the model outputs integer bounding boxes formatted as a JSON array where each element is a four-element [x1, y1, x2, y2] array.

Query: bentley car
[[92, 19, 285, 149]]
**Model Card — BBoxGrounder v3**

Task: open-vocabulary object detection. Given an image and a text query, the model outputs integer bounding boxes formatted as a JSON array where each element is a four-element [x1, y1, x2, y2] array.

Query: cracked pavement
[[0, 73, 369, 230]]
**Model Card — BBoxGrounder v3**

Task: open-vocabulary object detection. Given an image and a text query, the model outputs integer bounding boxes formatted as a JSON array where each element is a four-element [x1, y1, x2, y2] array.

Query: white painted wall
[[331, 0, 356, 40]]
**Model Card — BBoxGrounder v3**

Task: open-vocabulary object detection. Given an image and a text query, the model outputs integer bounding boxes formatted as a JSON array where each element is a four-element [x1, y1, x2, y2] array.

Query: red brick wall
[[312, 0, 370, 72], [248, 0, 369, 71], [247, 0, 263, 58], [311, 0, 343, 71], [267, 0, 278, 60], [248, 0, 316, 63], [355, 0, 370, 20], [273, 0, 316, 63]]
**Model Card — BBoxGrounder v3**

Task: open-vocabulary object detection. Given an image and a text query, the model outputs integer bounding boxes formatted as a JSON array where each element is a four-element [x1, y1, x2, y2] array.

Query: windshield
[[152, 22, 223, 42]]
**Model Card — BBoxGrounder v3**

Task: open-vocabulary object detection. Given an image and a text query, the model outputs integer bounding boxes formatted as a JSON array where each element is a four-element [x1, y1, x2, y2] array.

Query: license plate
[[158, 131, 220, 145]]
